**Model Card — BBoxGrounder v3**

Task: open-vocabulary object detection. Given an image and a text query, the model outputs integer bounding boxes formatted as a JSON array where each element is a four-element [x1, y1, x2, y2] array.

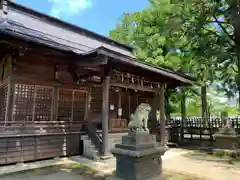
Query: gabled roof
[[7, 0, 133, 52], [0, 18, 77, 53], [5, 1, 133, 57], [0, 1, 195, 86]]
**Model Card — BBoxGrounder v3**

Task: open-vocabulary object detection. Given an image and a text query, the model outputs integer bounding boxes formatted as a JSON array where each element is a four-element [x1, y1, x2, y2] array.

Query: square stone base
[[114, 154, 162, 180], [214, 134, 240, 149], [110, 131, 167, 180]]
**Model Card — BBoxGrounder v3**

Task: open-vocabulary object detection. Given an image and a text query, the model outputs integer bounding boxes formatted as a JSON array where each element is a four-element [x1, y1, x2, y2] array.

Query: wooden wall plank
[[0, 133, 83, 165]]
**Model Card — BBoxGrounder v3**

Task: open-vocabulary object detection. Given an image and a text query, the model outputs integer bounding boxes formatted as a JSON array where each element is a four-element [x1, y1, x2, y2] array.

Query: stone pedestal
[[107, 131, 168, 180], [214, 133, 240, 149], [213, 126, 240, 150]]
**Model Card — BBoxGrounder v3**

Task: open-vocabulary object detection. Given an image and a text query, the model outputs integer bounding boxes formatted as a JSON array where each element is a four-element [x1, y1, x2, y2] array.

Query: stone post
[[220, 111, 228, 127]]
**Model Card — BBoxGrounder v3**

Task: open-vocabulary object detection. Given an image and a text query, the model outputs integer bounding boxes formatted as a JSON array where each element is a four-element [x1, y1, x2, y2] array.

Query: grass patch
[[0, 162, 209, 180], [57, 162, 99, 175], [0, 162, 105, 179], [183, 150, 240, 168]]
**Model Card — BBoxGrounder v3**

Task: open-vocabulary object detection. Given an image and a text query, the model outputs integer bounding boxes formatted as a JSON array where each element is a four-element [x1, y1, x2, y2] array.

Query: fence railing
[[169, 117, 240, 129], [167, 117, 240, 144]]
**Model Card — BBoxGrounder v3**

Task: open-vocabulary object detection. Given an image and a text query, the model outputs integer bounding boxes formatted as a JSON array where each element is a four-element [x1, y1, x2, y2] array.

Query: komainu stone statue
[[107, 102, 167, 180], [128, 103, 151, 132]]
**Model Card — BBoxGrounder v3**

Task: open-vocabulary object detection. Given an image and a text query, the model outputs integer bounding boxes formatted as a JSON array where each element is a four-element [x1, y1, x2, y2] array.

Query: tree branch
[[202, 26, 234, 47], [202, 26, 221, 37], [213, 15, 235, 42], [205, 20, 231, 25], [232, 66, 238, 73]]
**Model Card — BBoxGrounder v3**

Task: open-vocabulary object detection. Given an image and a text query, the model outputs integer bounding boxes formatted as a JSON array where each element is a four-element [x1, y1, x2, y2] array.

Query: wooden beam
[[84, 87, 91, 121], [71, 90, 74, 121], [78, 71, 102, 79], [7, 76, 90, 89], [75, 56, 108, 67], [110, 82, 159, 93], [128, 90, 131, 120], [98, 49, 193, 84], [0, 86, 3, 117], [118, 89, 122, 118]]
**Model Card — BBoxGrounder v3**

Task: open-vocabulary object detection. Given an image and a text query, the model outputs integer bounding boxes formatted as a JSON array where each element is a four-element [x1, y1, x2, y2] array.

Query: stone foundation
[[213, 134, 240, 149]]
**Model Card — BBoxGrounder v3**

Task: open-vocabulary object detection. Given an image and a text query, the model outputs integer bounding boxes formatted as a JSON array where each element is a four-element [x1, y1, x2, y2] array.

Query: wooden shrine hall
[[0, 0, 193, 164]]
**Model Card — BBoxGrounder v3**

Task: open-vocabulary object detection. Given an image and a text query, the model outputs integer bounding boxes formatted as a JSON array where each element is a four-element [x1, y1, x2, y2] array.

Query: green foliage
[[110, 0, 194, 71], [110, 0, 240, 115], [110, 0, 201, 115]]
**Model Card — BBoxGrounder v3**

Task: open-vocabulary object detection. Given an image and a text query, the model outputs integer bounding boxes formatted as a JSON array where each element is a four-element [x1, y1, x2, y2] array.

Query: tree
[[183, 0, 240, 112], [110, 0, 219, 119]]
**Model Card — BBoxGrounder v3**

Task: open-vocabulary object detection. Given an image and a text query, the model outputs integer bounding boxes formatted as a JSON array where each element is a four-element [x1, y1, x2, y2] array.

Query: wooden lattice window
[[12, 85, 53, 122], [109, 87, 118, 118], [13, 84, 34, 122], [90, 86, 102, 114], [57, 89, 73, 120], [72, 90, 86, 122], [34, 87, 53, 121]]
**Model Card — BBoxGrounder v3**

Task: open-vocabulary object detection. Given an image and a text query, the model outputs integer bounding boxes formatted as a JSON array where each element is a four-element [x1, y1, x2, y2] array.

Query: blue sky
[[16, 0, 149, 36]]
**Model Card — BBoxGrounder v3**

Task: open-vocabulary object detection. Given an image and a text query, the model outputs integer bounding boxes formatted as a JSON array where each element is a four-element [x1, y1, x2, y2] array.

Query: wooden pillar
[[0, 86, 3, 117], [84, 88, 91, 121], [159, 84, 166, 146], [101, 76, 110, 156], [128, 90, 131, 120], [5, 77, 14, 123], [118, 89, 122, 118]]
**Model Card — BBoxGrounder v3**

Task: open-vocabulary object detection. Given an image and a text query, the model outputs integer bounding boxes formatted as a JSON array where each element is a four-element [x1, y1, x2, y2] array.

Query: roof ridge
[[7, 0, 133, 52]]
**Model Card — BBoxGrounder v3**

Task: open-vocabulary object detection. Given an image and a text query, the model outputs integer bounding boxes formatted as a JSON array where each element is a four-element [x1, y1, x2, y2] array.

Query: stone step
[[82, 138, 100, 161], [81, 133, 127, 160]]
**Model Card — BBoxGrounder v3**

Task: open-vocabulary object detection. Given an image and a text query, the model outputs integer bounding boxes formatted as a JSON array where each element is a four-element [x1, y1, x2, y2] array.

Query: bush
[[213, 149, 240, 160], [213, 149, 225, 157], [225, 150, 237, 158]]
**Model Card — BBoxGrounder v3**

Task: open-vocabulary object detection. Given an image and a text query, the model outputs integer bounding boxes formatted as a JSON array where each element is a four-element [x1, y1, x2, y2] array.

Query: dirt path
[[70, 148, 240, 180], [164, 155, 240, 180], [0, 148, 239, 180]]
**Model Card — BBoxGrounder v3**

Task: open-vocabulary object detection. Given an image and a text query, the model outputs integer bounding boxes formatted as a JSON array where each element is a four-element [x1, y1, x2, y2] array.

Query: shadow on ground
[[0, 162, 208, 180]]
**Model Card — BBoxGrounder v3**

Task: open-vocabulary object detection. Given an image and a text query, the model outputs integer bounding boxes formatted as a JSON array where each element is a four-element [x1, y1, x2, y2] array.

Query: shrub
[[213, 149, 225, 157]]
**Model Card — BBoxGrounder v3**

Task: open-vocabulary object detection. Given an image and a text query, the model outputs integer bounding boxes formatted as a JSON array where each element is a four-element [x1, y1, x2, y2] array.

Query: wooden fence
[[168, 117, 240, 145]]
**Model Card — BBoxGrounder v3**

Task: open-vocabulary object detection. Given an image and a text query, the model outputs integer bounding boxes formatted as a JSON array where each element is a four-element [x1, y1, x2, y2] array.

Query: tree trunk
[[165, 101, 171, 121], [238, 88, 240, 111], [201, 85, 208, 126], [165, 90, 171, 121], [230, 1, 240, 110], [180, 87, 186, 140]]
